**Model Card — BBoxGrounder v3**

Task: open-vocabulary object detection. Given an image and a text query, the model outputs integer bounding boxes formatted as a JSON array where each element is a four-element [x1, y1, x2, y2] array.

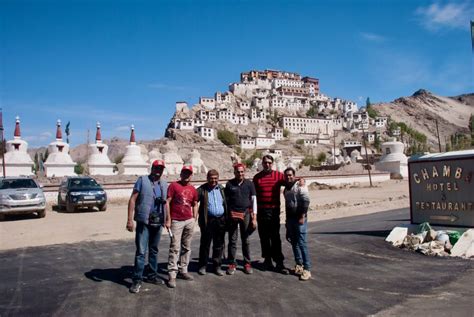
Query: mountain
[[373, 90, 473, 148]]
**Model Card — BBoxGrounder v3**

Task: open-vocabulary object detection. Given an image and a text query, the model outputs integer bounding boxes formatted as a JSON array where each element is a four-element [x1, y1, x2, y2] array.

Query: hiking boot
[[300, 270, 311, 281], [145, 275, 164, 285], [275, 264, 290, 275], [294, 264, 304, 276], [226, 264, 236, 275], [198, 266, 207, 276], [215, 266, 224, 276], [177, 272, 194, 281], [129, 280, 142, 293], [167, 276, 176, 288], [244, 263, 253, 274], [263, 258, 274, 271]]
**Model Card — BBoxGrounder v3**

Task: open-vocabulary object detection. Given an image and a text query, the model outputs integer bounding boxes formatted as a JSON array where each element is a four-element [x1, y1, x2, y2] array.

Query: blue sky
[[1, 0, 473, 147]]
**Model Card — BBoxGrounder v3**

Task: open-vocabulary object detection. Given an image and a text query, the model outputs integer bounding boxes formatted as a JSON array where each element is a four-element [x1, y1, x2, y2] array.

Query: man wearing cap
[[225, 163, 257, 275], [126, 160, 168, 293], [197, 169, 228, 276], [165, 165, 199, 288]]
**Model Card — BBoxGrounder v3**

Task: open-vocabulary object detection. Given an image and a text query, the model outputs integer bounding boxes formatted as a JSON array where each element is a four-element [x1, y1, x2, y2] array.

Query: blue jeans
[[286, 217, 311, 270], [132, 222, 163, 281]]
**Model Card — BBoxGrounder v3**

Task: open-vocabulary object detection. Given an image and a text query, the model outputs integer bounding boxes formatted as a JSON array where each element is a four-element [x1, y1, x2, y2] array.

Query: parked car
[[0, 177, 46, 220], [57, 176, 107, 212]]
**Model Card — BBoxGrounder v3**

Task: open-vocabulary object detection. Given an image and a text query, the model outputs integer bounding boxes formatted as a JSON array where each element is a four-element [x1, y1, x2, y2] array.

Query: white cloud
[[115, 125, 131, 132], [415, 1, 473, 31], [148, 83, 187, 91], [23, 131, 53, 143], [359, 32, 386, 42]]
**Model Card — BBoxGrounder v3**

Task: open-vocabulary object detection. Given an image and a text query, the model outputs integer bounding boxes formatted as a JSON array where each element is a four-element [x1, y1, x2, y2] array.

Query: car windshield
[[69, 178, 100, 189], [0, 179, 38, 190]]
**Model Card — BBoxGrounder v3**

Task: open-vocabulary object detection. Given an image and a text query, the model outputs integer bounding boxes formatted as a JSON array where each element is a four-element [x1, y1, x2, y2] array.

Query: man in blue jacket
[[126, 160, 168, 293]]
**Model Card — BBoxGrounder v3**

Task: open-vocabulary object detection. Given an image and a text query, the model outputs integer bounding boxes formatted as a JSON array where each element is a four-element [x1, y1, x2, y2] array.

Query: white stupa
[[118, 125, 148, 175], [375, 138, 408, 178], [43, 119, 76, 177], [162, 141, 184, 175], [188, 149, 208, 174], [87, 122, 115, 175], [0, 116, 34, 176]]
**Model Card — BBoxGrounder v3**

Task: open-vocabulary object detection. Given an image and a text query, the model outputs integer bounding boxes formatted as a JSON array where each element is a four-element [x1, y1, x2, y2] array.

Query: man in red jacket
[[253, 154, 289, 274]]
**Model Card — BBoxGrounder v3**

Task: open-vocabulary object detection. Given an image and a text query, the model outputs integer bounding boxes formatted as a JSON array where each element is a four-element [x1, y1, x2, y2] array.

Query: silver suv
[[0, 177, 46, 220]]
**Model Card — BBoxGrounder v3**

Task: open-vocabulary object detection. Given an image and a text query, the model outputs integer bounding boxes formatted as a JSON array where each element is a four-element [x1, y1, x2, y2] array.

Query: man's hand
[[298, 177, 305, 186], [299, 215, 305, 225], [251, 214, 257, 229], [126, 219, 134, 232], [165, 220, 171, 230], [285, 226, 292, 243]]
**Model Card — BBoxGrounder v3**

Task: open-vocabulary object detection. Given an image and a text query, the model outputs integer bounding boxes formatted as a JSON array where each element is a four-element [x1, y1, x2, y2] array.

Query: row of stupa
[[0, 118, 208, 177]]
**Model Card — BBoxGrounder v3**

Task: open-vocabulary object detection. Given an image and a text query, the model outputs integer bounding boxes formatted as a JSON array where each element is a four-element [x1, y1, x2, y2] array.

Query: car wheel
[[66, 201, 75, 213], [99, 203, 107, 212], [57, 196, 63, 211], [37, 210, 46, 218]]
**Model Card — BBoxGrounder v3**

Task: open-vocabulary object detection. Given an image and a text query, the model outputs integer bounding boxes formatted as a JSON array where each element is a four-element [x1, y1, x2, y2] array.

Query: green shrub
[[296, 139, 304, 145], [74, 163, 84, 175], [283, 129, 290, 138], [217, 130, 238, 146], [243, 150, 263, 168]]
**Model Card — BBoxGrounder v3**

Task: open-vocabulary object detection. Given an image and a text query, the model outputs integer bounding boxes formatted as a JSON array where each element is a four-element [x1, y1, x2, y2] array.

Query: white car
[[0, 177, 46, 220]]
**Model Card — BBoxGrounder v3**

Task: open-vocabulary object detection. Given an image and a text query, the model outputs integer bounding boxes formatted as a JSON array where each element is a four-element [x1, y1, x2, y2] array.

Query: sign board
[[408, 150, 474, 227]]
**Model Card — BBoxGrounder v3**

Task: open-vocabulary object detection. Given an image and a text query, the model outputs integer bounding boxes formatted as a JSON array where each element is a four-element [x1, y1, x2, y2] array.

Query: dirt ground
[[0, 179, 409, 251]]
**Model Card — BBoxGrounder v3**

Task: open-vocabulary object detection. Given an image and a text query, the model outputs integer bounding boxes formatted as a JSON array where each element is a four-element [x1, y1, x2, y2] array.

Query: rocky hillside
[[373, 90, 473, 149]]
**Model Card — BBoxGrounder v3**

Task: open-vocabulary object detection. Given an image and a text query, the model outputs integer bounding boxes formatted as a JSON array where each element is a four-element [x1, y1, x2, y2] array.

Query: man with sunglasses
[[126, 160, 168, 293], [253, 155, 290, 274]]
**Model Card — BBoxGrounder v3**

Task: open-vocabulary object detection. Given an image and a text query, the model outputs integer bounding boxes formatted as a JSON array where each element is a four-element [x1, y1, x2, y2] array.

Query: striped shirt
[[253, 170, 285, 208], [207, 185, 225, 217]]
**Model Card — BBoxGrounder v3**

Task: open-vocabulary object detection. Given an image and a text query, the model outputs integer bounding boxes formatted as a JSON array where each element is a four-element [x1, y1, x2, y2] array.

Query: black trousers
[[227, 212, 251, 264], [198, 215, 226, 268], [257, 207, 284, 264]]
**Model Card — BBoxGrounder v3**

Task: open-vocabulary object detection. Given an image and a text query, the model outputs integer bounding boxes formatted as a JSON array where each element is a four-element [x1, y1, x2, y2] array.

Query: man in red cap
[[126, 160, 168, 293], [165, 165, 199, 288]]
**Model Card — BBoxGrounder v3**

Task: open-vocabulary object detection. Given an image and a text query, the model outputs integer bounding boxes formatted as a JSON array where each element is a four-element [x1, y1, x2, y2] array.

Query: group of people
[[125, 155, 311, 293]]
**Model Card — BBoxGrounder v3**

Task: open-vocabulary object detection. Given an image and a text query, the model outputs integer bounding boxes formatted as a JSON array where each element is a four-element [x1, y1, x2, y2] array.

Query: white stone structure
[[195, 126, 215, 140], [162, 141, 184, 175], [0, 116, 34, 176], [43, 120, 76, 177], [87, 122, 115, 175], [118, 125, 148, 175], [199, 97, 216, 109], [240, 137, 256, 150], [375, 139, 408, 178], [281, 116, 338, 135], [187, 149, 208, 174]]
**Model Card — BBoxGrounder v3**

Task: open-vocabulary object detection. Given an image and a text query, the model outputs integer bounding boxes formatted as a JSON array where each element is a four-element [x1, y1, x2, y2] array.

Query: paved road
[[1, 208, 473, 316]]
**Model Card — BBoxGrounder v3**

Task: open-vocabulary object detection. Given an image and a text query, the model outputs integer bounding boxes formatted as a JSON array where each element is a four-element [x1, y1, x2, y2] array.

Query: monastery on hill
[[166, 69, 392, 151]]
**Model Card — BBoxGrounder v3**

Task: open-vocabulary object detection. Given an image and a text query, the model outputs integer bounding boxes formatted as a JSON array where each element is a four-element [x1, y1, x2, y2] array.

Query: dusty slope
[[374, 90, 473, 148]]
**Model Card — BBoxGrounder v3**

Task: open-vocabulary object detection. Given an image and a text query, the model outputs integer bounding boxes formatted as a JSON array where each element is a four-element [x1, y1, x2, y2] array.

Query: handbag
[[230, 210, 245, 221]]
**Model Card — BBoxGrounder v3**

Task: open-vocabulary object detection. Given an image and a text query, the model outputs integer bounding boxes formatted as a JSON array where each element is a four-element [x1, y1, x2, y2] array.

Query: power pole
[[435, 119, 442, 152], [333, 130, 337, 165], [361, 126, 373, 187], [0, 108, 5, 178]]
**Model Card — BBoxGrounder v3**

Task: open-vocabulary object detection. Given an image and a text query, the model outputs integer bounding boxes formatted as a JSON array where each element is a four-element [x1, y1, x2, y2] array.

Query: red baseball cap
[[152, 160, 165, 168], [181, 165, 193, 173]]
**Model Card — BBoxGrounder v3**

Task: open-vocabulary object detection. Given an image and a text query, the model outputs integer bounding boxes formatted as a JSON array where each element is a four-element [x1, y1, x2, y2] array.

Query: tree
[[283, 129, 290, 138], [366, 97, 371, 107], [306, 106, 316, 118], [74, 163, 84, 175]]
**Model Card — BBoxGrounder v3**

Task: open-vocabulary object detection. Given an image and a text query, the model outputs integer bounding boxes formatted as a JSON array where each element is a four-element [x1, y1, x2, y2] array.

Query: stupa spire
[[56, 119, 62, 140], [14, 116, 21, 138], [96, 122, 102, 143], [130, 125, 136, 144]]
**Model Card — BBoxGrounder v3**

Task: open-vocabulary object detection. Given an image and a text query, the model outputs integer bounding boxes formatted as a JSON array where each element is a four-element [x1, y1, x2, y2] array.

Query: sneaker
[[263, 258, 274, 271], [129, 280, 142, 293], [177, 272, 194, 281], [294, 264, 304, 276], [300, 270, 311, 281], [145, 275, 164, 285], [226, 264, 236, 275], [215, 266, 224, 276], [275, 264, 290, 275], [198, 266, 207, 276], [244, 263, 253, 274], [167, 276, 176, 288]]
